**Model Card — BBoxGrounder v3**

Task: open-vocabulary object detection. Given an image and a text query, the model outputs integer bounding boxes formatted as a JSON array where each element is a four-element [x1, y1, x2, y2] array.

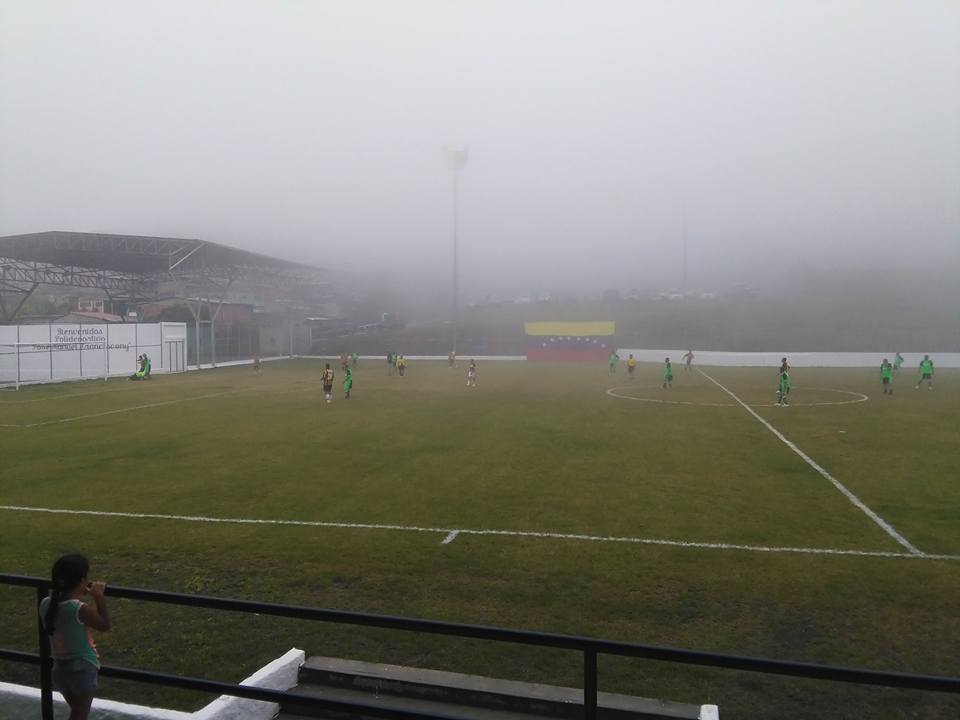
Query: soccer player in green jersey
[[662, 358, 673, 389], [343, 367, 353, 399], [608, 351, 619, 374], [880, 358, 893, 395], [893, 352, 904, 375], [351, 352, 358, 368], [916, 355, 934, 390], [777, 357, 790, 406]]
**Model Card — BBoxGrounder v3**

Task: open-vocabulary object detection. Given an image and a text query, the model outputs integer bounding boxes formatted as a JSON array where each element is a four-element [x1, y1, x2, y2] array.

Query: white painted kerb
[[194, 648, 304, 720], [699, 704, 721, 719], [0, 648, 303, 720]]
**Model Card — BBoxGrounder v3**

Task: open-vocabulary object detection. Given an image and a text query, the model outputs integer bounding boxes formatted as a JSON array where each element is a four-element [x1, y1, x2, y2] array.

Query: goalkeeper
[[130, 353, 151, 380]]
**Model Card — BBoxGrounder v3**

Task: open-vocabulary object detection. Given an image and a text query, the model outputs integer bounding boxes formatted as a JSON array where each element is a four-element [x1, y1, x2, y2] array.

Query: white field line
[[442, 530, 460, 544], [696, 368, 923, 556], [607, 385, 868, 408], [0, 369, 237, 405], [301, 355, 528, 361], [0, 355, 293, 404], [607, 386, 733, 408], [1, 505, 957, 562], [0, 382, 320, 429], [0, 384, 138, 405]]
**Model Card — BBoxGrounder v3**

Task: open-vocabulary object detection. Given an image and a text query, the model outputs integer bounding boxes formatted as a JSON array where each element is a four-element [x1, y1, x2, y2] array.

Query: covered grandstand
[[0, 231, 331, 365]]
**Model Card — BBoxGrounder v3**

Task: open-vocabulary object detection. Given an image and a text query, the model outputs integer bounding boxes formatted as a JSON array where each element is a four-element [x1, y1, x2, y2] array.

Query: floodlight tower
[[681, 203, 688, 295], [444, 146, 468, 354]]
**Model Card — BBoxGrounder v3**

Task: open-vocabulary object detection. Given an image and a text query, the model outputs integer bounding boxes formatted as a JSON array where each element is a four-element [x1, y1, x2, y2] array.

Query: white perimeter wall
[[306, 352, 959, 367], [0, 322, 187, 384], [0, 648, 303, 720], [617, 349, 960, 368]]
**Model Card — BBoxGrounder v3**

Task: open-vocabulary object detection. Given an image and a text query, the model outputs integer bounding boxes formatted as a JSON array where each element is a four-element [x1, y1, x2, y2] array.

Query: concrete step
[[279, 656, 706, 720], [279, 681, 544, 720]]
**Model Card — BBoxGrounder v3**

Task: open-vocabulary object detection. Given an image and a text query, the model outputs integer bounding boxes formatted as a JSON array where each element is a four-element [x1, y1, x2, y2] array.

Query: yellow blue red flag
[[524, 321, 616, 361]]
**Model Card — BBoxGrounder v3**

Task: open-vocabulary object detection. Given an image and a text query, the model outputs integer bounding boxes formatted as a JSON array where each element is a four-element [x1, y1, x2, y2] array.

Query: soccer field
[[1, 359, 958, 719]]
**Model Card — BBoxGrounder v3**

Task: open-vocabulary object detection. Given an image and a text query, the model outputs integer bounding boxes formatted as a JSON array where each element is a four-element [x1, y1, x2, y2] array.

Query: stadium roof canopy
[[0, 231, 328, 321], [0, 231, 324, 279]]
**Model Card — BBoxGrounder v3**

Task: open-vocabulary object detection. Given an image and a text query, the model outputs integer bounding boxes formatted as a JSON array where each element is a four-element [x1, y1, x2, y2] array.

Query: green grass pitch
[[1, 359, 958, 719]]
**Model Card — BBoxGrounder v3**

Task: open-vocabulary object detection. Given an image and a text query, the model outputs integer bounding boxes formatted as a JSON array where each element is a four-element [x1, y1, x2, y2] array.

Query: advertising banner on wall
[[0, 322, 187, 386]]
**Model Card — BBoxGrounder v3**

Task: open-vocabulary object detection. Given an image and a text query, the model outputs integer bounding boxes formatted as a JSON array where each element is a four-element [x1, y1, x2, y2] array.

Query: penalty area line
[[696, 368, 923, 556], [1, 505, 957, 562], [0, 382, 322, 429]]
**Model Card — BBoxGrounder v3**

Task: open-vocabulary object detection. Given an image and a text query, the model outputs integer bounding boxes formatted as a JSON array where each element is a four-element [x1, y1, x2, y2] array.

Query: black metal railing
[[2, 573, 958, 720]]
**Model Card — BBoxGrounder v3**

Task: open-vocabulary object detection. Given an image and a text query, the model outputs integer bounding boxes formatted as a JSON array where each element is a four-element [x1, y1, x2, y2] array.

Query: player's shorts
[[53, 659, 98, 696], [323, 384, 333, 393], [921, 373, 932, 380], [882, 378, 890, 385], [627, 365, 635, 373]]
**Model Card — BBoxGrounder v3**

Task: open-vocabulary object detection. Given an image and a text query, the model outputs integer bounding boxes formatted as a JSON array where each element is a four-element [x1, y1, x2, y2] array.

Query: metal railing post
[[584, 649, 597, 720], [36, 587, 53, 720], [2, 572, 960, 716]]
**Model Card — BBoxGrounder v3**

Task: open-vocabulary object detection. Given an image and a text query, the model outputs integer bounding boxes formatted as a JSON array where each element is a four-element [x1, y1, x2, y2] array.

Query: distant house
[[77, 297, 107, 313], [55, 311, 125, 324], [140, 299, 255, 324]]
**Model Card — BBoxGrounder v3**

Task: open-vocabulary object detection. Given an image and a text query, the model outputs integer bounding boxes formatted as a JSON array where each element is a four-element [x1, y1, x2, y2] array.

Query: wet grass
[[1, 359, 958, 719]]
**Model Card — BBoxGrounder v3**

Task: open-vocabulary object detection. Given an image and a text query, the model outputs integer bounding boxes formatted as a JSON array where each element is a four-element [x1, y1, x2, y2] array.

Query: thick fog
[[1, 1, 958, 300]]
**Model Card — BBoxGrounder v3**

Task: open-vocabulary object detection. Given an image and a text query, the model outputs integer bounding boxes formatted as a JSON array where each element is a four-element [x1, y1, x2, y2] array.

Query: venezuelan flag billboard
[[524, 321, 616, 361]]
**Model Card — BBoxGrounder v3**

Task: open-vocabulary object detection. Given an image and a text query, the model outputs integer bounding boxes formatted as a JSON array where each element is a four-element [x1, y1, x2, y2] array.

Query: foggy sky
[[1, 1, 958, 298]]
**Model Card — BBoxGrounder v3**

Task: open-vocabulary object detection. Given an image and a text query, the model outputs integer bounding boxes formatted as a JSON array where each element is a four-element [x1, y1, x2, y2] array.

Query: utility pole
[[444, 146, 468, 354]]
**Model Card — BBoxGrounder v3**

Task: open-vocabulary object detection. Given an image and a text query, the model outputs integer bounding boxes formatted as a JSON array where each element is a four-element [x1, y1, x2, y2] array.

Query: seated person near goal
[[130, 353, 152, 380]]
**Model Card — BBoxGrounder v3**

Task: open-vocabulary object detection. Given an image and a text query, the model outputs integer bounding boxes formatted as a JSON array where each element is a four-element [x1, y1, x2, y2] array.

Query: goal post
[[0, 322, 189, 390], [0, 340, 112, 390]]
